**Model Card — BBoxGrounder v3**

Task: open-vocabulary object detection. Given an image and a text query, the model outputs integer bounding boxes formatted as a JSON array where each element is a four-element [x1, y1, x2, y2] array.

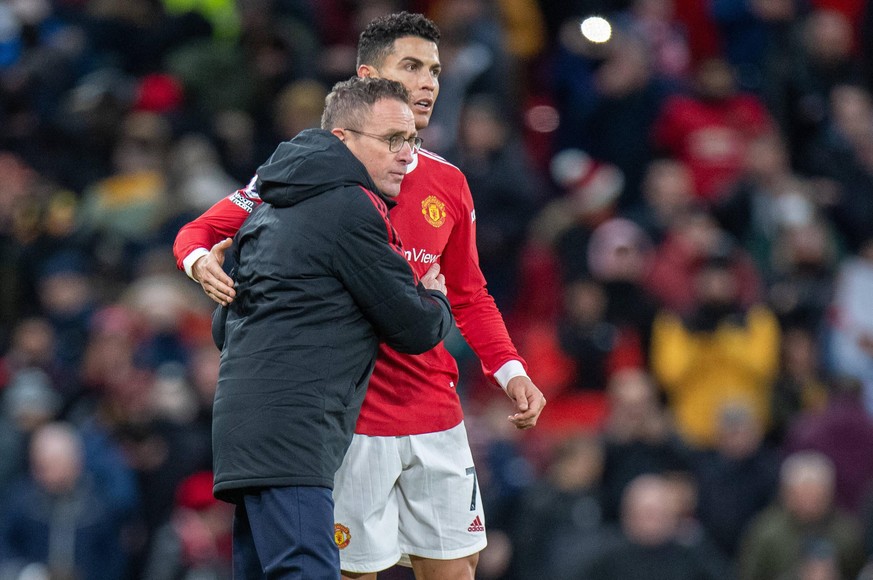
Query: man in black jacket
[[212, 77, 454, 579]]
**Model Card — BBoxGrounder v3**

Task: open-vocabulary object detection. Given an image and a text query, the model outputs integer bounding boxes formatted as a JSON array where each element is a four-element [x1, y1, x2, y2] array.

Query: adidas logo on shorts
[[467, 516, 484, 532]]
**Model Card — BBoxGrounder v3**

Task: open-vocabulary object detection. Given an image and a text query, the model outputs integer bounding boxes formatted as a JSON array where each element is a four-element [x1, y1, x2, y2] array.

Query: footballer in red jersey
[[173, 12, 546, 580]]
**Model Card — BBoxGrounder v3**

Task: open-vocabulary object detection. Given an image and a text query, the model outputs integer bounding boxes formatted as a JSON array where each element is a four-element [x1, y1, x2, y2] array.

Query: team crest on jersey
[[421, 195, 447, 227], [334, 523, 351, 549]]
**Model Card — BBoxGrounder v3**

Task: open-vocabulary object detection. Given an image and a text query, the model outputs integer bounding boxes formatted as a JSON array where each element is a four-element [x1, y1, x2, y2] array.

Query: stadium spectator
[[761, 9, 865, 165], [580, 473, 731, 580], [0, 422, 137, 580], [693, 401, 780, 558], [505, 434, 607, 579], [801, 83, 873, 254], [783, 375, 873, 514], [650, 244, 781, 448], [826, 236, 873, 412], [652, 57, 774, 202], [599, 367, 690, 521], [629, 156, 697, 244], [738, 451, 866, 580], [449, 94, 544, 311], [644, 205, 762, 316], [768, 325, 830, 445]]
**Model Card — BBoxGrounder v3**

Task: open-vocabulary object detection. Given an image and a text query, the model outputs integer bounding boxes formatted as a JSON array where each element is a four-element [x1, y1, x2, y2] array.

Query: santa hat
[[550, 149, 624, 214]]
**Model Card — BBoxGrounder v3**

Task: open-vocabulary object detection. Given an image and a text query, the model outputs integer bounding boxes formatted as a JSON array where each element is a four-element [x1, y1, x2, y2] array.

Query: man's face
[[31, 429, 82, 495], [341, 98, 416, 198], [359, 36, 441, 130]]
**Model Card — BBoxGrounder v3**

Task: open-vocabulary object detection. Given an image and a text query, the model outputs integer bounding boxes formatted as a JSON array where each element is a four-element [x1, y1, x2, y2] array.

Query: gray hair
[[780, 451, 835, 488], [321, 76, 410, 131]]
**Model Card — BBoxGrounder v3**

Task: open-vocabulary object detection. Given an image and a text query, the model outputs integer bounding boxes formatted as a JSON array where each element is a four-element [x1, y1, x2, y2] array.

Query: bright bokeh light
[[580, 16, 612, 44]]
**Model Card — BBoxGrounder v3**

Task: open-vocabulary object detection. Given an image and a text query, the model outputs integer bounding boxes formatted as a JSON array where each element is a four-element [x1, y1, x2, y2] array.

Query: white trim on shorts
[[332, 421, 487, 574]]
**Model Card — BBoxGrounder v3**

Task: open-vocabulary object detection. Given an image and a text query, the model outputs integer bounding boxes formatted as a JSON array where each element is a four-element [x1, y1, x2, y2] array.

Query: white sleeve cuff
[[493, 360, 528, 391], [183, 248, 210, 281]]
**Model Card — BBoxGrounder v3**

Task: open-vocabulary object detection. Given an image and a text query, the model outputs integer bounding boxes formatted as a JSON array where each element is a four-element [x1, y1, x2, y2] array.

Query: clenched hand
[[505, 376, 546, 430], [420, 263, 447, 296]]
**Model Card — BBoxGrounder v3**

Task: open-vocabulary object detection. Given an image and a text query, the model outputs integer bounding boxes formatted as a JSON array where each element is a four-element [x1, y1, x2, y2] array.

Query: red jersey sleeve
[[172, 177, 263, 271], [439, 174, 528, 383]]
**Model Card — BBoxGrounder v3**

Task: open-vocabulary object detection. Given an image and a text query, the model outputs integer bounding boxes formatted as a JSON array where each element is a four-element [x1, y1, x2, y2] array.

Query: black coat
[[212, 129, 453, 502]]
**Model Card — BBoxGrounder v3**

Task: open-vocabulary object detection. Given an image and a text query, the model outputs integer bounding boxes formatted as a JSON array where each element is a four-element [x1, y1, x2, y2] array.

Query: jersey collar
[[405, 149, 420, 175]]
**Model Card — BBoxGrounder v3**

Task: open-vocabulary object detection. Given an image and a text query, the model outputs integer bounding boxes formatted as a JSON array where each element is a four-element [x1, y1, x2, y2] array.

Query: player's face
[[358, 36, 441, 131], [340, 98, 416, 198]]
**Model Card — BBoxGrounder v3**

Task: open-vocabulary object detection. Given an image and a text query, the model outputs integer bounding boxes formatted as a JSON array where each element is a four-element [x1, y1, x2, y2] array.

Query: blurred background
[[1, 0, 873, 579]]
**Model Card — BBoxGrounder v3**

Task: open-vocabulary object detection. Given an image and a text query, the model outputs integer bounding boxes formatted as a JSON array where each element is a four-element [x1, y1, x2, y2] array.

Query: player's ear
[[357, 64, 376, 79]]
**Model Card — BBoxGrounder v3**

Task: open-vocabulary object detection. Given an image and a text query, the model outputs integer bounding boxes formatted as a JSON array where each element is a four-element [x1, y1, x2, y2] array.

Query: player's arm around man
[[188, 238, 544, 430], [175, 12, 546, 580]]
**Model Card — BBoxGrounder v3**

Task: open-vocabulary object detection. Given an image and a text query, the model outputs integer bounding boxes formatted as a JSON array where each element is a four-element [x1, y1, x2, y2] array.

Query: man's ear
[[330, 128, 345, 141], [357, 64, 376, 78]]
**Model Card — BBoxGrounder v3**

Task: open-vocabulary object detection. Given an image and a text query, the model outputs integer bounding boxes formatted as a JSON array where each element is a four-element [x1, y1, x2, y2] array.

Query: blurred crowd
[[1, 0, 873, 579]]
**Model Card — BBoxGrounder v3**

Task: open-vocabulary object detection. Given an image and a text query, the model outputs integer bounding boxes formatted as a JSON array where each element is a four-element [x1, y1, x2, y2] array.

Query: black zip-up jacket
[[212, 129, 454, 502]]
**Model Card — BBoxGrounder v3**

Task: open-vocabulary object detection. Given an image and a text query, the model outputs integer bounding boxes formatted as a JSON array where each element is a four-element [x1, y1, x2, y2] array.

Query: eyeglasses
[[344, 128, 423, 153]]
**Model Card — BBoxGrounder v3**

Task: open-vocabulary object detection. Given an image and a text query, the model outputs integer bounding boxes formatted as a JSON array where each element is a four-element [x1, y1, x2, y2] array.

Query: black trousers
[[232, 486, 339, 579]]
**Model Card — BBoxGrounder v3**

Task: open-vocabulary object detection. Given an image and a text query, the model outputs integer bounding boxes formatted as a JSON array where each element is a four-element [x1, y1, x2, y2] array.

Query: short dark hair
[[321, 76, 410, 130], [357, 11, 440, 69]]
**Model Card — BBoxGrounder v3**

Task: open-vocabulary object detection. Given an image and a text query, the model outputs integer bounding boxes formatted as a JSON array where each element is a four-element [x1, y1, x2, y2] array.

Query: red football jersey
[[652, 93, 773, 201], [173, 149, 527, 436]]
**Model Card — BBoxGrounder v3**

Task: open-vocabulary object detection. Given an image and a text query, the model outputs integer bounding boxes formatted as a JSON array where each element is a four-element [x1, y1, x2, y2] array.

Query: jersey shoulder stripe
[[418, 148, 460, 171], [240, 175, 260, 199]]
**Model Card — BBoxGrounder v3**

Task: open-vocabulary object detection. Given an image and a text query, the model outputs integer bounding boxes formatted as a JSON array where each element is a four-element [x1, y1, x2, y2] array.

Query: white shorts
[[332, 421, 487, 573]]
